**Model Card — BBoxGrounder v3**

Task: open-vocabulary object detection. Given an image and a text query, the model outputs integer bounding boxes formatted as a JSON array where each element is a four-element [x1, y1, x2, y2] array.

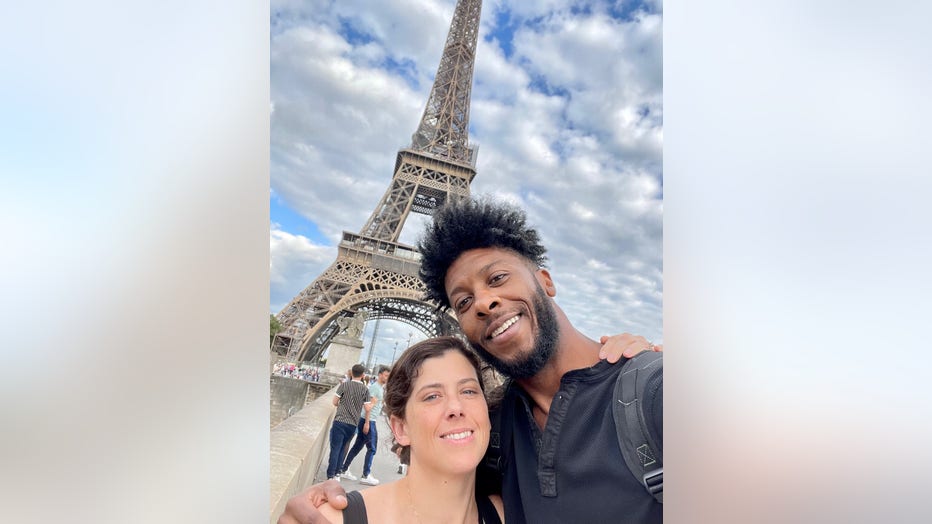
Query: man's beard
[[470, 285, 559, 380]]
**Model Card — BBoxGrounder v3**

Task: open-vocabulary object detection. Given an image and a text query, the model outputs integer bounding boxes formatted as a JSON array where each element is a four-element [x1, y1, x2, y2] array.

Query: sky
[[270, 0, 663, 367]]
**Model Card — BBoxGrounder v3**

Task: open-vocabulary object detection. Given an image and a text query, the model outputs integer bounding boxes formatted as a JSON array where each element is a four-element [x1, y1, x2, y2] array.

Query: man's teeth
[[442, 430, 473, 440], [491, 316, 518, 338]]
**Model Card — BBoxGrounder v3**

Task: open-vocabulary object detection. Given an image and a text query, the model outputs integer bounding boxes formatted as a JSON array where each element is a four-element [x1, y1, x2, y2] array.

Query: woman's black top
[[342, 489, 502, 524]]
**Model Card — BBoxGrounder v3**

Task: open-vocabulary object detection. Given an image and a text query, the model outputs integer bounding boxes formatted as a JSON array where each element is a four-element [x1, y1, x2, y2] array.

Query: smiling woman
[[385, 337, 491, 476], [314, 336, 504, 524]]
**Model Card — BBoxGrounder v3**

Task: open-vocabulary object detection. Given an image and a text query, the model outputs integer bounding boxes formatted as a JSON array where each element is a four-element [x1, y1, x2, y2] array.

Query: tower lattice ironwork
[[273, 0, 483, 364]]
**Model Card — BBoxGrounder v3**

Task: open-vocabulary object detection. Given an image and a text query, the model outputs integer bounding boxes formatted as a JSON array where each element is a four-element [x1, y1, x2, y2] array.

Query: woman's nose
[[445, 396, 464, 418]]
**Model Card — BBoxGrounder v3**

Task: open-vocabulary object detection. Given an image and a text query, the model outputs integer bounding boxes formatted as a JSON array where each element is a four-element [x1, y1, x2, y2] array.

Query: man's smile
[[489, 314, 521, 339]]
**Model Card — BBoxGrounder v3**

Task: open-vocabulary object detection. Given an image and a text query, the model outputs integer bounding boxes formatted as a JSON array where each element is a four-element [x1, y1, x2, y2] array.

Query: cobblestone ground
[[315, 417, 406, 491]]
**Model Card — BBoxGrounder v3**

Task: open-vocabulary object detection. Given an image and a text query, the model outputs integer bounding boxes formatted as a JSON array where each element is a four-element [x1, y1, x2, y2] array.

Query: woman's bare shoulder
[[358, 483, 395, 508], [488, 493, 505, 523]]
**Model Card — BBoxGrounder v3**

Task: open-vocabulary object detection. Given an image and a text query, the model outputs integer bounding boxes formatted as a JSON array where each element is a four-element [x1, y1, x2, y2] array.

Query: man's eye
[[455, 297, 472, 311], [490, 273, 507, 284]]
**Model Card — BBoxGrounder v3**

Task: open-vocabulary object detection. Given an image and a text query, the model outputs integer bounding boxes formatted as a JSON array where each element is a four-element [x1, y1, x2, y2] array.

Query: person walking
[[338, 365, 390, 485], [325, 364, 371, 481]]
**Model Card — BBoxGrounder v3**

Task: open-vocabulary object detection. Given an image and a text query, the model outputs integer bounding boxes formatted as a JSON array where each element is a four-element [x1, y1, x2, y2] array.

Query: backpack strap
[[484, 401, 505, 473], [613, 351, 663, 503], [478, 383, 512, 495]]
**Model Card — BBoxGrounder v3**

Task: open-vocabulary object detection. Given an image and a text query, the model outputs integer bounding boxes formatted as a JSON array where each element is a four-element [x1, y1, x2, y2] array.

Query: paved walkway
[[315, 417, 406, 491]]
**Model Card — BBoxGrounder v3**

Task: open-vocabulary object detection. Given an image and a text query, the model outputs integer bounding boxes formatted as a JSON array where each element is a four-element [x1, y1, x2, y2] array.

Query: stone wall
[[270, 375, 308, 428], [270, 385, 338, 524], [270, 376, 333, 428]]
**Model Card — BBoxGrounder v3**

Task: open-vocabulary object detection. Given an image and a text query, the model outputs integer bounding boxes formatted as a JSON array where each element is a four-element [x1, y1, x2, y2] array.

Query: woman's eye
[[423, 393, 440, 401]]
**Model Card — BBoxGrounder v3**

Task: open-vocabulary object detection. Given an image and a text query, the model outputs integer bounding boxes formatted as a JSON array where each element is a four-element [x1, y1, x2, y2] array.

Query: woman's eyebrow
[[414, 382, 442, 395], [414, 377, 480, 395]]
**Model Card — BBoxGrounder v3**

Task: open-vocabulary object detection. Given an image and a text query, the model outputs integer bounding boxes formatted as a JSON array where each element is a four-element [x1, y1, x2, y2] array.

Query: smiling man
[[416, 196, 663, 523]]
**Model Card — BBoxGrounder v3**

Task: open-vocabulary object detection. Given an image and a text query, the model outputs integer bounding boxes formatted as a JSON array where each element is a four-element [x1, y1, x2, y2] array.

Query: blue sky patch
[[380, 55, 420, 89], [569, 4, 594, 17], [487, 7, 519, 58], [271, 195, 330, 245], [528, 72, 570, 98], [337, 16, 376, 46], [609, 0, 659, 21]]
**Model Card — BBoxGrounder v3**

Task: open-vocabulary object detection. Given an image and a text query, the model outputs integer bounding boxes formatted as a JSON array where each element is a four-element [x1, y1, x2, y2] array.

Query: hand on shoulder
[[598, 333, 662, 364], [277, 479, 347, 524]]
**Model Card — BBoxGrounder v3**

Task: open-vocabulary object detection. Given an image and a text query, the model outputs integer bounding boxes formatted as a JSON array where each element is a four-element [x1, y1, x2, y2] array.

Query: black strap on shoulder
[[481, 383, 513, 481], [476, 494, 503, 524], [613, 351, 663, 503], [485, 404, 502, 473], [342, 490, 369, 524]]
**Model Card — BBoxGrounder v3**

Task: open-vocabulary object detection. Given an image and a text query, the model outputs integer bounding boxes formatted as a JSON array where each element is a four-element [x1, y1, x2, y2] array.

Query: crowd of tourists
[[274, 363, 321, 383]]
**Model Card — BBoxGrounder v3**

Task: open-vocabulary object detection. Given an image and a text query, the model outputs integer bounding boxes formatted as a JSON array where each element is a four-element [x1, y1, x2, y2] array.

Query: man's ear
[[389, 414, 411, 446], [536, 268, 556, 297]]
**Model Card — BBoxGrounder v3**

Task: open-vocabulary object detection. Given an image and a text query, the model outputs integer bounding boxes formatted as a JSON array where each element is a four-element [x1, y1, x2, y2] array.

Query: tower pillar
[[323, 315, 365, 376]]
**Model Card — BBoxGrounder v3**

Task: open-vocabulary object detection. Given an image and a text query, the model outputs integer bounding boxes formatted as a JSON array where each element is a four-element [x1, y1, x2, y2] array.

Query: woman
[[317, 336, 504, 524]]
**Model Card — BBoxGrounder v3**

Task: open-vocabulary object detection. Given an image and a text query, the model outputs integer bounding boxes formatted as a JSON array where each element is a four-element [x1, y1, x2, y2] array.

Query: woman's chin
[[442, 452, 486, 476]]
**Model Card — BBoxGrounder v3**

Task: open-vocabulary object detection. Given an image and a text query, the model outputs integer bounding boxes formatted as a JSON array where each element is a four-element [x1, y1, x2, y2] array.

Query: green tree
[[270, 314, 282, 347]]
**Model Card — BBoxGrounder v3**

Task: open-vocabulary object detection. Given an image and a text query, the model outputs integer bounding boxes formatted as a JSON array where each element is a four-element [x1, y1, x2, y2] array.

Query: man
[[324, 364, 371, 482], [336, 365, 390, 485], [279, 197, 662, 523]]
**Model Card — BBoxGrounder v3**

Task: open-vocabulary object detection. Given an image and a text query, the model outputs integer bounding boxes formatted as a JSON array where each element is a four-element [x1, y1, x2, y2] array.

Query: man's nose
[[474, 288, 500, 317]]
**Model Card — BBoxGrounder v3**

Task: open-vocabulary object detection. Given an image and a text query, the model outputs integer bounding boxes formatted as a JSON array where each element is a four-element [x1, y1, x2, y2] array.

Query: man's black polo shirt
[[495, 359, 663, 523]]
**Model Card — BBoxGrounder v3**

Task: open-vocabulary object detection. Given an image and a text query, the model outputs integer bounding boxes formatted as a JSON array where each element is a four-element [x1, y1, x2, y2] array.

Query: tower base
[[324, 335, 364, 377]]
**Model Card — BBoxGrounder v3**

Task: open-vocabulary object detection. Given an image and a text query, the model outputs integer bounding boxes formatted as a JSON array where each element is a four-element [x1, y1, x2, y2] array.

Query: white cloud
[[570, 201, 596, 221], [269, 227, 334, 312]]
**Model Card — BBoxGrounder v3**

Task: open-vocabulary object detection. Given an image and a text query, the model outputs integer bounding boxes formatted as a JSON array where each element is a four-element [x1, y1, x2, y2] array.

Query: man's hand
[[277, 479, 347, 524], [598, 333, 663, 364]]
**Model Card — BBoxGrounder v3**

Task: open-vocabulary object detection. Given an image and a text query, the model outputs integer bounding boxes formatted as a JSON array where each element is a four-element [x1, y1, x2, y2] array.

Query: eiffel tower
[[273, 0, 484, 364]]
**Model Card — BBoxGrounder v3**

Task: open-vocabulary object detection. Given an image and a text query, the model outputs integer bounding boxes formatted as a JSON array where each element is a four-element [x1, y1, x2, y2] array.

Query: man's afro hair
[[417, 196, 548, 309]]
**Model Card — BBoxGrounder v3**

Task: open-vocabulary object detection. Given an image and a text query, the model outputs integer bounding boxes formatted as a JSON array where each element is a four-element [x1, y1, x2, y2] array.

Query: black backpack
[[484, 351, 663, 503], [612, 350, 663, 503]]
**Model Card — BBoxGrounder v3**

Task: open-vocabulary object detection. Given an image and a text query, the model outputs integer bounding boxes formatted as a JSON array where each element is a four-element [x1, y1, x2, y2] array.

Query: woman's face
[[390, 350, 490, 476]]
